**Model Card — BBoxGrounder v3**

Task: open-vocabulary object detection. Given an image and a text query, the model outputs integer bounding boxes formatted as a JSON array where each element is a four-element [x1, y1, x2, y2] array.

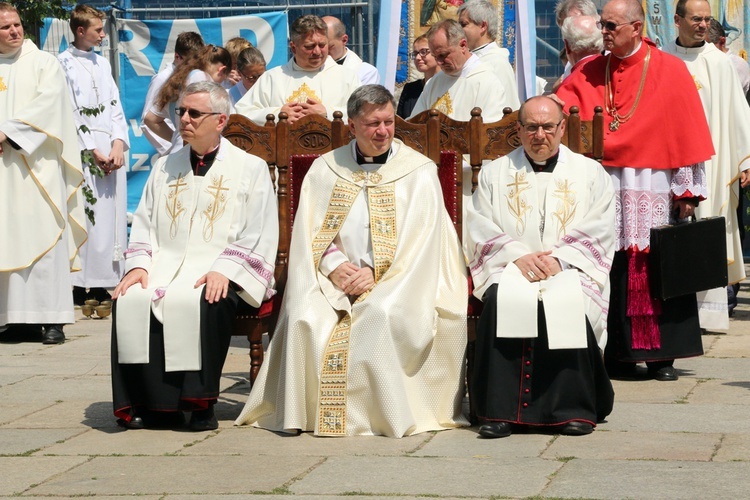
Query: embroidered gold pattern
[[368, 184, 397, 283], [432, 92, 454, 116], [352, 170, 383, 184], [505, 171, 532, 235], [166, 173, 188, 239], [315, 178, 398, 436], [287, 82, 320, 104], [318, 315, 351, 436], [312, 180, 360, 270], [692, 74, 702, 90], [0, 77, 7, 92], [552, 179, 578, 239], [202, 174, 230, 242]]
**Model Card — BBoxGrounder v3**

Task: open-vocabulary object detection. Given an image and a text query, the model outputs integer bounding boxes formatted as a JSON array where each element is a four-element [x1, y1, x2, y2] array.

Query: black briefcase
[[649, 217, 727, 300]]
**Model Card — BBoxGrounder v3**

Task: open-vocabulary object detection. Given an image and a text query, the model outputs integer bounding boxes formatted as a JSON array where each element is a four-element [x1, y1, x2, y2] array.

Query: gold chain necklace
[[604, 45, 650, 132]]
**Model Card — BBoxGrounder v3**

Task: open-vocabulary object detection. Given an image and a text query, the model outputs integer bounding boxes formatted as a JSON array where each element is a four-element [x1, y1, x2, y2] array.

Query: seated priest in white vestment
[[111, 82, 278, 432], [0, 3, 87, 344], [236, 14, 361, 125], [408, 19, 510, 122], [235, 84, 469, 438], [58, 5, 130, 307], [465, 96, 616, 439], [663, 0, 750, 332]]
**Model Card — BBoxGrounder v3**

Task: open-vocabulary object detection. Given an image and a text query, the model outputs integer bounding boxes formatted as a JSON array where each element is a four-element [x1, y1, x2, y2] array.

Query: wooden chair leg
[[248, 321, 265, 386]]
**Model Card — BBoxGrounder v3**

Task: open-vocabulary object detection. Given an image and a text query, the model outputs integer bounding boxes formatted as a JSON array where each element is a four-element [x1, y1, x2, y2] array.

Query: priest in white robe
[[323, 16, 380, 85], [663, 0, 750, 332], [58, 5, 130, 305], [465, 96, 616, 438], [111, 82, 278, 431], [457, 0, 520, 110], [235, 84, 469, 438], [0, 5, 87, 344], [236, 14, 361, 125], [409, 19, 508, 122]]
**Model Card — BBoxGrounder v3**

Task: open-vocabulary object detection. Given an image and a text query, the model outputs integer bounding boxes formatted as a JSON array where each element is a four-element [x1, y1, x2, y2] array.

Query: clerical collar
[[190, 144, 220, 176], [675, 38, 705, 49], [617, 40, 643, 59], [334, 49, 348, 65], [525, 150, 559, 173], [355, 144, 391, 165], [292, 57, 326, 73], [472, 42, 492, 53]]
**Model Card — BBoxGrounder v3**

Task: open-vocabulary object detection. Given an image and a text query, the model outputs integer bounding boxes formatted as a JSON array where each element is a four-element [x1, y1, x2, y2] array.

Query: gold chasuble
[[236, 140, 469, 437]]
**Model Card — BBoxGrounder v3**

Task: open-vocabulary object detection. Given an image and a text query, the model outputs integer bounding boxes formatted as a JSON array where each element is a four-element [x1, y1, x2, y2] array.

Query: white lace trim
[[609, 164, 706, 251]]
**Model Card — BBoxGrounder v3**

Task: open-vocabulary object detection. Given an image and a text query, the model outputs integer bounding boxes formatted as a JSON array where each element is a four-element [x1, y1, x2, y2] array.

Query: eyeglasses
[[241, 72, 264, 82], [411, 49, 431, 59], [596, 19, 637, 32], [519, 120, 563, 135], [176, 107, 221, 120], [679, 15, 713, 25]]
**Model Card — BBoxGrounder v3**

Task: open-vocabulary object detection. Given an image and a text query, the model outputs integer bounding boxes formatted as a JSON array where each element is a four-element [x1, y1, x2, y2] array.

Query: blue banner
[[41, 12, 289, 214]]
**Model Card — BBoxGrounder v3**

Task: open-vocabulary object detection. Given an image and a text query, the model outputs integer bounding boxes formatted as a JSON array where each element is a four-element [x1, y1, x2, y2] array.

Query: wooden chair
[[222, 113, 279, 382]]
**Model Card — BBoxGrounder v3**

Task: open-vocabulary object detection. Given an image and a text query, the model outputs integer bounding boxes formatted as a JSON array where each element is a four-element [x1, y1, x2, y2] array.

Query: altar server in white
[[236, 14, 361, 125], [323, 15, 380, 85], [58, 5, 129, 305], [0, 2, 86, 344], [409, 19, 508, 122], [111, 82, 278, 431], [457, 0, 520, 110], [465, 96, 616, 439], [663, 0, 750, 331], [236, 85, 469, 438]]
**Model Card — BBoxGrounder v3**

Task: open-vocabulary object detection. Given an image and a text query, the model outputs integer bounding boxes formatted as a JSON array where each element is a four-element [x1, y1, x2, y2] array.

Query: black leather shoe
[[41, 325, 65, 344], [650, 366, 678, 381], [117, 416, 145, 430], [478, 422, 512, 439], [560, 421, 593, 436], [189, 407, 218, 431]]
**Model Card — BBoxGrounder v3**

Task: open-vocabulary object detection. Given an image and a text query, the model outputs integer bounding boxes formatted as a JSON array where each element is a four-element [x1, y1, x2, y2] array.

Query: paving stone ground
[[1, 269, 748, 499]]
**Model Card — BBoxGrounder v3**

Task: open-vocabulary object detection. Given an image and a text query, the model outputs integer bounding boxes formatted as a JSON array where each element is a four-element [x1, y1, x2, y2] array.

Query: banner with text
[[41, 12, 289, 213]]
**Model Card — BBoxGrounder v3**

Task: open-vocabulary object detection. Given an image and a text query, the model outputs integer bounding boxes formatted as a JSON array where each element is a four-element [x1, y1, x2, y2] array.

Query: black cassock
[[111, 287, 239, 422], [471, 284, 614, 427], [606, 251, 703, 365]]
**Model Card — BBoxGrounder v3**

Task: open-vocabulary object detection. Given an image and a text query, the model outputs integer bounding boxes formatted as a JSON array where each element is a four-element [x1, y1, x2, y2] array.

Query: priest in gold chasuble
[[236, 85, 469, 437], [111, 82, 278, 431]]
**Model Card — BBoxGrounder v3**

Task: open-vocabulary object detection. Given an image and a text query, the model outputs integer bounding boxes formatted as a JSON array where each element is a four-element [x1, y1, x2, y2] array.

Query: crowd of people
[[0, 0, 747, 437]]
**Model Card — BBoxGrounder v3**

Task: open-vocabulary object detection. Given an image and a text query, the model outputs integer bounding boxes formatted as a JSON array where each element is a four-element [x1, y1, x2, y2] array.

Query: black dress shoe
[[650, 366, 678, 381], [41, 325, 65, 344], [478, 422, 512, 439], [189, 407, 218, 431], [559, 421, 593, 436], [117, 416, 145, 429]]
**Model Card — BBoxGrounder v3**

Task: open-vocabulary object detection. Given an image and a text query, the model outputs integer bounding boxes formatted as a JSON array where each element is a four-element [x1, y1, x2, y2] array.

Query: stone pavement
[[1, 274, 749, 499]]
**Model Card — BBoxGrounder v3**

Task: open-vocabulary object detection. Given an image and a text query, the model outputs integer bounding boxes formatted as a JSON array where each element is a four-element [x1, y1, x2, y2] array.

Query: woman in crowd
[[397, 35, 439, 119], [143, 45, 232, 151], [229, 46, 267, 106]]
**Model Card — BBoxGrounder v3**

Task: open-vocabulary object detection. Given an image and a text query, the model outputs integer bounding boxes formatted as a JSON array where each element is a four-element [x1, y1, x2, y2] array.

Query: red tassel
[[626, 251, 662, 350]]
